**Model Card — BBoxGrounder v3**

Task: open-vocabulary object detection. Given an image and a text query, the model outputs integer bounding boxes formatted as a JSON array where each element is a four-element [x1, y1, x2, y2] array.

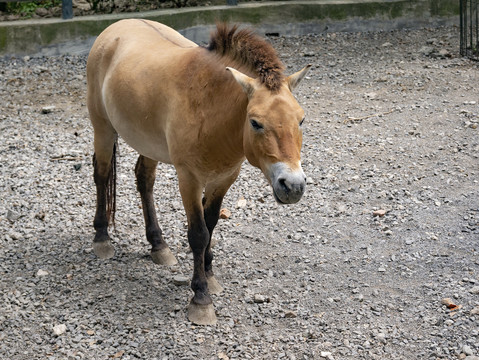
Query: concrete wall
[[0, 0, 460, 56]]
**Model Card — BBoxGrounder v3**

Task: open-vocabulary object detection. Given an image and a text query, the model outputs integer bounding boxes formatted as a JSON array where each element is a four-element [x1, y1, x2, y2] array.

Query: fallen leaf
[[442, 298, 461, 310]]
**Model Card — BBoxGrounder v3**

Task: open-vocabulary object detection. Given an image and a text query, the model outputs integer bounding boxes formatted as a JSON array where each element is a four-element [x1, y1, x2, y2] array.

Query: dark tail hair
[[106, 139, 117, 228]]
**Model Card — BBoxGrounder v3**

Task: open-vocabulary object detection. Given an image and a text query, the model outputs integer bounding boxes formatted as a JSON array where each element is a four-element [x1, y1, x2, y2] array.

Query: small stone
[[320, 351, 332, 358], [378, 267, 386, 273], [237, 198, 247, 208], [73, 0, 92, 10], [73, 163, 82, 171], [373, 209, 387, 217], [469, 286, 479, 294], [470, 306, 479, 315], [37, 269, 49, 277], [420, 46, 434, 56], [41, 106, 55, 114], [284, 311, 297, 318], [465, 356, 479, 360], [220, 208, 231, 219], [218, 352, 229, 360], [254, 294, 266, 303], [7, 209, 21, 222], [463, 345, 474, 356], [52, 324, 67, 336], [172, 275, 189, 286], [35, 7, 49, 17], [437, 48, 450, 58], [376, 332, 386, 344]]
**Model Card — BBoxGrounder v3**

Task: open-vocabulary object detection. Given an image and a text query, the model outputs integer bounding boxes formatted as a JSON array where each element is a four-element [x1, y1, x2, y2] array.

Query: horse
[[86, 19, 311, 325]]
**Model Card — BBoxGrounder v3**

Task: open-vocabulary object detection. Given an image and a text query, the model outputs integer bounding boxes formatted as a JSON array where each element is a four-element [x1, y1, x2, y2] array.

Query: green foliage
[[6, 0, 62, 18]]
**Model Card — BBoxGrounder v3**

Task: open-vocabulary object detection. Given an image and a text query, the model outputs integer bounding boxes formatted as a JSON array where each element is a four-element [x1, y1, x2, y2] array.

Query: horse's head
[[227, 65, 311, 204]]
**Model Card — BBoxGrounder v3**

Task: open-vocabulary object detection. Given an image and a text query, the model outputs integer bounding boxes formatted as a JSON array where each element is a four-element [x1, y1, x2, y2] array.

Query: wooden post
[[62, 0, 73, 19]]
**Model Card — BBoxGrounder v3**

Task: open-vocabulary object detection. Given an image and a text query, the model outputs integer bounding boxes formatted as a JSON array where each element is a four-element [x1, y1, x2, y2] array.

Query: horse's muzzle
[[269, 162, 306, 204]]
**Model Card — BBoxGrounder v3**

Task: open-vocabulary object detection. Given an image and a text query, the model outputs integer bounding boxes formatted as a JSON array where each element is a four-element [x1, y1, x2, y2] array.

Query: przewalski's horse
[[87, 19, 310, 325]]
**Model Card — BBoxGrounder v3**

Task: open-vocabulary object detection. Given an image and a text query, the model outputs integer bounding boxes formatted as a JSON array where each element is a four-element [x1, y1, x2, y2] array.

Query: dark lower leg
[[93, 154, 111, 243], [203, 197, 223, 277], [188, 213, 212, 305], [135, 155, 167, 252]]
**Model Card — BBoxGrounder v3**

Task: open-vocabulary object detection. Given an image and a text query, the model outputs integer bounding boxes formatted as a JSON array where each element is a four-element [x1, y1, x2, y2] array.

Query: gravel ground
[[1, 25, 478, 360]]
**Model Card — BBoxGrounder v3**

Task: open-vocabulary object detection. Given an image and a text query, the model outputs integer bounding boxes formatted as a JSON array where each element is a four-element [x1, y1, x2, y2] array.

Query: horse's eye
[[250, 119, 264, 131], [299, 117, 305, 127]]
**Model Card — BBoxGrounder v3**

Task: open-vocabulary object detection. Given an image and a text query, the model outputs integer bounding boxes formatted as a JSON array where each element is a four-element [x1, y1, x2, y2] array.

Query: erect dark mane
[[206, 23, 285, 92]]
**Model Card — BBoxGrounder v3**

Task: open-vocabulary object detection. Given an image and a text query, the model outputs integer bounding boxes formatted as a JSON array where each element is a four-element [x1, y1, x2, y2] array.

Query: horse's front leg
[[202, 170, 240, 295], [177, 169, 216, 325], [203, 195, 224, 295]]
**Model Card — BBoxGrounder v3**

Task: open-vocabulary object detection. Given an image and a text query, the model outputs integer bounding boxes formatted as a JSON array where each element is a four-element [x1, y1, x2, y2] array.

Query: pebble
[[6, 209, 21, 222], [237, 198, 247, 208], [463, 345, 474, 356], [36, 269, 49, 277], [373, 209, 387, 217], [52, 324, 67, 336], [284, 311, 297, 318], [254, 294, 266, 303], [220, 208, 232, 219], [172, 275, 189, 286], [469, 286, 479, 294], [320, 351, 333, 359], [41, 105, 56, 114]]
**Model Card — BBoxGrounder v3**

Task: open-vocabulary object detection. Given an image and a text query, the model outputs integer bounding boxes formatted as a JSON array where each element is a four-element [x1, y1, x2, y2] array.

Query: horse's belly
[[111, 115, 172, 164]]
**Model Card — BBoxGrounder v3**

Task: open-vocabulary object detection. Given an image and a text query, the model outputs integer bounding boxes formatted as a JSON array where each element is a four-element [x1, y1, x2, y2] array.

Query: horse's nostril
[[278, 177, 289, 192]]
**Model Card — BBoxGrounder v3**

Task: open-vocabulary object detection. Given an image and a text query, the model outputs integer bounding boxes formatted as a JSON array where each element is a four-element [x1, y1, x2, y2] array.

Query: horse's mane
[[206, 23, 285, 92]]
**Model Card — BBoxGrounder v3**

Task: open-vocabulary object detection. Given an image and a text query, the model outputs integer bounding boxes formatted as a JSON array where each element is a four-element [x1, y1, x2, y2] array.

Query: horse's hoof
[[207, 275, 223, 295], [187, 301, 217, 325], [93, 240, 115, 259], [151, 247, 178, 266]]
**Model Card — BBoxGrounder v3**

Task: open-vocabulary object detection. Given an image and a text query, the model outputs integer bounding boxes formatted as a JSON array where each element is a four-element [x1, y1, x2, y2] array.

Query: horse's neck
[[186, 52, 249, 162]]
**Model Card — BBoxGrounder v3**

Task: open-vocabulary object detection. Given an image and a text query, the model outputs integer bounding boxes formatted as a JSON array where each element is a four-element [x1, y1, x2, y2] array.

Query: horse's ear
[[287, 64, 312, 91], [226, 67, 256, 98]]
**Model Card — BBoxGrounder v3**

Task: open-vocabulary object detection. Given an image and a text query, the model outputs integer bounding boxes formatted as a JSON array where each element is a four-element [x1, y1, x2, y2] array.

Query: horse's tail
[[106, 139, 117, 228]]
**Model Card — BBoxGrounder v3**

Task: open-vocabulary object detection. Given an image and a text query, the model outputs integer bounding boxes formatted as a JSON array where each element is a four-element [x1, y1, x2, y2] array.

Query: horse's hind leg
[[135, 155, 177, 266], [92, 131, 117, 259]]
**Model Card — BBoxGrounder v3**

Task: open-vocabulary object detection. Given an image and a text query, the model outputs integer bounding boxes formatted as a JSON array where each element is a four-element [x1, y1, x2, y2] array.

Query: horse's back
[[87, 19, 199, 163], [90, 19, 196, 56]]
